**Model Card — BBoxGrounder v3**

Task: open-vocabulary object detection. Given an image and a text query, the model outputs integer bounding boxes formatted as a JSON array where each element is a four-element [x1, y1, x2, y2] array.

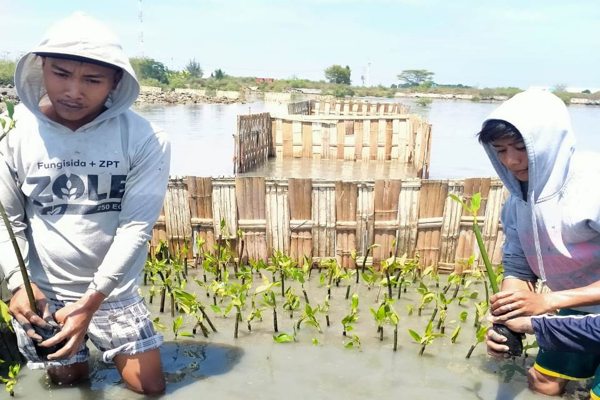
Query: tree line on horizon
[[0, 57, 596, 102]]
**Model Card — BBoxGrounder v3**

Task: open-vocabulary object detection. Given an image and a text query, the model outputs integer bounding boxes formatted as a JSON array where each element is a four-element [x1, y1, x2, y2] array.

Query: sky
[[2, 0, 600, 90]]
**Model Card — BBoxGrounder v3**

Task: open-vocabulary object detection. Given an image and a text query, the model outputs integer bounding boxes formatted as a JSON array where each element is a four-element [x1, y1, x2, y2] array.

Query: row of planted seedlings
[[142, 206, 538, 364]]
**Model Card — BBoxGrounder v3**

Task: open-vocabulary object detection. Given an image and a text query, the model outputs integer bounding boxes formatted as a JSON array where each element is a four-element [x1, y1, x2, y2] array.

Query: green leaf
[[0, 300, 13, 326], [459, 311, 468, 322], [152, 317, 166, 331], [408, 329, 422, 342], [312, 338, 319, 345], [6, 101, 14, 119], [471, 192, 481, 214], [450, 325, 461, 343], [273, 333, 295, 343]]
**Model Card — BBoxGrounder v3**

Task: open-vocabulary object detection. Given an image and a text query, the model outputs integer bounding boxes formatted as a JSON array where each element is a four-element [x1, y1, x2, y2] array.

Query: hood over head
[[14, 12, 139, 127], [480, 89, 575, 202]]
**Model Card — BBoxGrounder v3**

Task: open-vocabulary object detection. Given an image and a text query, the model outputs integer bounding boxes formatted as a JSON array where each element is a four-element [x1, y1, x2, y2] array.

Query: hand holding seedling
[[41, 290, 105, 360], [498, 316, 534, 335], [9, 283, 53, 342], [490, 289, 553, 321]]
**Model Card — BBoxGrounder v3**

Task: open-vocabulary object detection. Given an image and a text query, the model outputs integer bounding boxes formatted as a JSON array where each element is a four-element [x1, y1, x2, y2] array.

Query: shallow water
[[9, 274, 592, 399], [133, 99, 600, 180]]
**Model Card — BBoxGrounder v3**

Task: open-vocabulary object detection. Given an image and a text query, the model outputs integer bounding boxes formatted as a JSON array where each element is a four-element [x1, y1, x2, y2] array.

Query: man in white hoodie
[[0, 13, 169, 394], [479, 89, 600, 398]]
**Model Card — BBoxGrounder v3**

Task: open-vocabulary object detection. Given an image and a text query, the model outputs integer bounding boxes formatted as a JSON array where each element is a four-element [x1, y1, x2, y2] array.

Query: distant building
[[290, 88, 322, 95]]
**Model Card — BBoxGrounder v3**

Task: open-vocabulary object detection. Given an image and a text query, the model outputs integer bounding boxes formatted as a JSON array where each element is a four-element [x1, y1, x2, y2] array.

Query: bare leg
[[114, 348, 165, 395], [527, 367, 567, 396], [47, 362, 90, 386]]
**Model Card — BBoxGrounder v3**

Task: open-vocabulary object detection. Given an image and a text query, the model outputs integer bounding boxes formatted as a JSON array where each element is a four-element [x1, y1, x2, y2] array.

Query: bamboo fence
[[233, 113, 273, 174], [306, 99, 410, 116], [152, 176, 506, 272], [271, 114, 431, 178]]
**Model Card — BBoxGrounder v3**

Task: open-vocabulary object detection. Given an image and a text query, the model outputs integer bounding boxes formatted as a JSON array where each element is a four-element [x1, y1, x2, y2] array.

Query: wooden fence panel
[[369, 120, 378, 160], [266, 179, 290, 257], [439, 180, 465, 271], [384, 120, 393, 161], [288, 178, 313, 264], [236, 177, 267, 261], [234, 113, 271, 174], [416, 181, 448, 268], [312, 181, 336, 259], [302, 122, 313, 158], [187, 177, 215, 256], [484, 181, 506, 266], [282, 120, 293, 158], [335, 182, 358, 269], [451, 178, 492, 271], [373, 180, 402, 263], [344, 121, 355, 160], [151, 206, 167, 256], [163, 178, 191, 258], [212, 179, 237, 239], [337, 121, 345, 160], [356, 182, 375, 266], [377, 119, 386, 161], [397, 179, 420, 258]]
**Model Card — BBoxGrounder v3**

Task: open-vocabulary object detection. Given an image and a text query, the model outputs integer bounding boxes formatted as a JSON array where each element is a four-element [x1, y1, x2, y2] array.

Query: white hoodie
[[481, 89, 600, 312], [0, 12, 170, 301]]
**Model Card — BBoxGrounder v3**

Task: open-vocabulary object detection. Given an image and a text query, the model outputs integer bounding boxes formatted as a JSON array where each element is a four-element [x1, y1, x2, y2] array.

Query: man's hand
[[9, 283, 53, 342], [496, 316, 534, 335], [40, 289, 106, 360], [486, 325, 511, 358], [490, 290, 552, 321]]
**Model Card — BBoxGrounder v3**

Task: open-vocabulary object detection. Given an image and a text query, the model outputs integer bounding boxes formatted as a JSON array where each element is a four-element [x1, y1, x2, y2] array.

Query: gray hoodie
[[0, 12, 170, 301], [481, 89, 600, 312]]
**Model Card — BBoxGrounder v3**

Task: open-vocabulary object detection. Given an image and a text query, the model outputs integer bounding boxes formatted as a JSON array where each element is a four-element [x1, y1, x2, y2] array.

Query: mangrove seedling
[[273, 250, 296, 298], [416, 282, 435, 317], [288, 257, 311, 304], [0, 102, 64, 360], [173, 286, 217, 336], [360, 265, 380, 291], [344, 334, 361, 349], [0, 362, 20, 397], [255, 274, 281, 333], [283, 287, 301, 319], [320, 258, 344, 299], [341, 293, 359, 337], [246, 298, 264, 332], [172, 315, 193, 339], [466, 325, 488, 359], [296, 303, 322, 333], [450, 192, 523, 357], [227, 281, 250, 338], [450, 325, 462, 344], [408, 320, 444, 356]]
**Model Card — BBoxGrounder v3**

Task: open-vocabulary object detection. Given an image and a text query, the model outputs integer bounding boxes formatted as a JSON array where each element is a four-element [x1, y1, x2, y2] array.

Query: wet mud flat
[[8, 277, 593, 399]]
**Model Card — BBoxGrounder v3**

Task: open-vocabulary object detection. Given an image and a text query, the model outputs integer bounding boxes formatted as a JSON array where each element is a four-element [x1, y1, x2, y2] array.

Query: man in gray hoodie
[[0, 12, 169, 394]]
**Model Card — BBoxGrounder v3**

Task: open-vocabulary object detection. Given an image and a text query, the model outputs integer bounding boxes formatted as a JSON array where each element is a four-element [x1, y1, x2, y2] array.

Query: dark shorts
[[534, 309, 600, 398]]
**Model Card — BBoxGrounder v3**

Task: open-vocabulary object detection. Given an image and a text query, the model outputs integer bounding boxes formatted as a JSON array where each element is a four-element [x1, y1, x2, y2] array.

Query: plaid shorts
[[12, 295, 163, 370]]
